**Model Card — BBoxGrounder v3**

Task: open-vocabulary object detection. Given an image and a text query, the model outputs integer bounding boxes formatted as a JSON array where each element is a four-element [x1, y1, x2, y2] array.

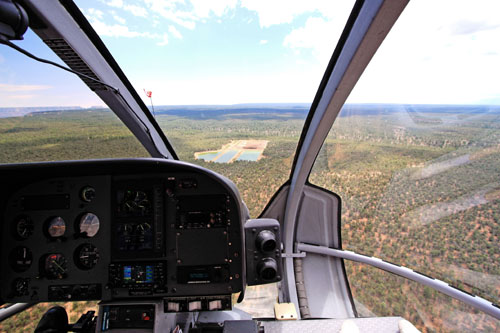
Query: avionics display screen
[[123, 265, 154, 284]]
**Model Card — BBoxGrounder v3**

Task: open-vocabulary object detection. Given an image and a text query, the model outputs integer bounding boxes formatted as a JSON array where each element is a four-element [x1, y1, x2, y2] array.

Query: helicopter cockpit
[[0, 0, 499, 332]]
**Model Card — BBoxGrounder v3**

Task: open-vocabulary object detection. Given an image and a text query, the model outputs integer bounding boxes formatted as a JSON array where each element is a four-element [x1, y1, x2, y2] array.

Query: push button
[[167, 302, 180, 312], [208, 300, 222, 311], [188, 301, 202, 311]]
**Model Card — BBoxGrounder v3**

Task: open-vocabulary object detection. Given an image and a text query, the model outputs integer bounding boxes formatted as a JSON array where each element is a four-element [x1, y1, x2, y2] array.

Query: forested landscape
[[0, 104, 499, 332]]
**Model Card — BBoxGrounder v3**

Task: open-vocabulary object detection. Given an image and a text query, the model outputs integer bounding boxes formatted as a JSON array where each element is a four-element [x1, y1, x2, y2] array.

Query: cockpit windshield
[[0, 30, 149, 162], [0, 1, 355, 329], [310, 0, 500, 331]]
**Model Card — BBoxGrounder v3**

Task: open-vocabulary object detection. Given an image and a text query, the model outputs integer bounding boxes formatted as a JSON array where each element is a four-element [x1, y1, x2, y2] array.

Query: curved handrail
[[0, 303, 36, 322], [296, 242, 500, 320]]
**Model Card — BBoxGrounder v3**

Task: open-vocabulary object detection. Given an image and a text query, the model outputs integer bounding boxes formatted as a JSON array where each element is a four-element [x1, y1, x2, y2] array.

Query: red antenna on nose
[[143, 89, 155, 117]]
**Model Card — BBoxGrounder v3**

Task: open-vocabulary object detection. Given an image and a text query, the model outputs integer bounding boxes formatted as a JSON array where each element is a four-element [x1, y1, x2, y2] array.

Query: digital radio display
[[123, 265, 154, 284]]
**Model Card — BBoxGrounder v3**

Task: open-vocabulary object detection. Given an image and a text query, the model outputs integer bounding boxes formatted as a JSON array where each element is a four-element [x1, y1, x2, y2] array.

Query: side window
[[0, 30, 149, 164], [309, 0, 500, 331]]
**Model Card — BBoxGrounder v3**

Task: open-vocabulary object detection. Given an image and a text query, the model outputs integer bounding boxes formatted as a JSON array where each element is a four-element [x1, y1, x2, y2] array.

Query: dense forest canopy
[[0, 104, 499, 332]]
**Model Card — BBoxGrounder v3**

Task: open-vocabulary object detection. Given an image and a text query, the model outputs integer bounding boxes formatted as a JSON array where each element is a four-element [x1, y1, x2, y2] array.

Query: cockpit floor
[[262, 316, 409, 333]]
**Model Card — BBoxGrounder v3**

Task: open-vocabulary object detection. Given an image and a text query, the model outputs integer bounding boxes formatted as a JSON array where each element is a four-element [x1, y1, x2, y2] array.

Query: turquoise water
[[215, 150, 238, 163], [197, 152, 220, 161], [237, 151, 262, 161]]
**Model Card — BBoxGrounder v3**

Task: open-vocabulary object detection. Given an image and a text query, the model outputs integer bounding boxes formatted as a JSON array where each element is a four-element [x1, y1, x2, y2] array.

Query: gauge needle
[[52, 260, 65, 272]]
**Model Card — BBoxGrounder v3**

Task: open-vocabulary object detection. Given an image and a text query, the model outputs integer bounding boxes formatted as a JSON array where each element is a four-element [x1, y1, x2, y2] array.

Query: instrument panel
[[0, 159, 245, 308]]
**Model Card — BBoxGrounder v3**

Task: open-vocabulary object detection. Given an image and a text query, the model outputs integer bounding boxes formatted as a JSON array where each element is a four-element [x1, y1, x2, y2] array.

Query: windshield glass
[[73, 0, 354, 318], [0, 30, 149, 162], [0, 0, 355, 327], [74, 0, 354, 218], [310, 0, 500, 331]]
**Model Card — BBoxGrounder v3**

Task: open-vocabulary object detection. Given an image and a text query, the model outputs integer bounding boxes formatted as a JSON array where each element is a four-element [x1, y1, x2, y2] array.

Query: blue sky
[[1, 0, 500, 107]]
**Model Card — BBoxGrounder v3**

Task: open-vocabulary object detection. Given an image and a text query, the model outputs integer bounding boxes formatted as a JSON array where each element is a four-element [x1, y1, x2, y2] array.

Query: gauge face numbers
[[75, 243, 100, 270], [9, 246, 33, 272], [136, 222, 152, 235], [116, 222, 154, 251], [79, 213, 100, 238], [12, 278, 30, 296], [121, 190, 152, 216], [46, 216, 66, 238], [13, 215, 34, 240], [43, 254, 68, 279], [80, 186, 96, 203]]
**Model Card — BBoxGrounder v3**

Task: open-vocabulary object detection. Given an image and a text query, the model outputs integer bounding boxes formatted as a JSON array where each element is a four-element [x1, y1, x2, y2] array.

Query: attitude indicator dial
[[46, 217, 66, 238], [78, 213, 100, 237]]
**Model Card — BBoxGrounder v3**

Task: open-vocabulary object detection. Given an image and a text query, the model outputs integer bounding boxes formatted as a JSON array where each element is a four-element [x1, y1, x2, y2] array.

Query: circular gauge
[[43, 253, 68, 279], [46, 217, 66, 238], [118, 223, 133, 235], [12, 278, 29, 296], [78, 213, 100, 237], [81, 186, 96, 202], [122, 190, 151, 216], [136, 222, 152, 235], [74, 243, 100, 270], [9, 246, 33, 272], [13, 215, 33, 240]]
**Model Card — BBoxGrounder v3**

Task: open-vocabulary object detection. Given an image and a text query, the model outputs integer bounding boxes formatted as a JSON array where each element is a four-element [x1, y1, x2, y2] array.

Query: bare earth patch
[[195, 140, 269, 163]]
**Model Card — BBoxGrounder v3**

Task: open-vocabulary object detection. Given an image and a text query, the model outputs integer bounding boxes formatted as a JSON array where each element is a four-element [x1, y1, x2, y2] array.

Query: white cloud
[[105, 0, 123, 8], [140, 0, 237, 29], [124, 4, 148, 17], [347, 0, 500, 104], [259, 39, 268, 45], [97, 0, 238, 31], [143, 0, 197, 29], [0, 83, 51, 92], [157, 33, 169, 46], [110, 11, 126, 24], [168, 25, 182, 39], [240, 0, 353, 28], [253, 2, 353, 64], [283, 16, 346, 63], [190, 0, 237, 18], [450, 19, 500, 35], [88, 17, 159, 39], [86, 8, 104, 20], [100, 0, 148, 18]]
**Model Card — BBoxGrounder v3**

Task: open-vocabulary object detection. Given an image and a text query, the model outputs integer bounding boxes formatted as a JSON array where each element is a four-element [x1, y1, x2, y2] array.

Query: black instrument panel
[[0, 159, 245, 305]]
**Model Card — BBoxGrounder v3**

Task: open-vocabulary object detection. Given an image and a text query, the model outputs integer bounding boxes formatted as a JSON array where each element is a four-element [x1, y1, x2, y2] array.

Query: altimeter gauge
[[13, 215, 33, 240]]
